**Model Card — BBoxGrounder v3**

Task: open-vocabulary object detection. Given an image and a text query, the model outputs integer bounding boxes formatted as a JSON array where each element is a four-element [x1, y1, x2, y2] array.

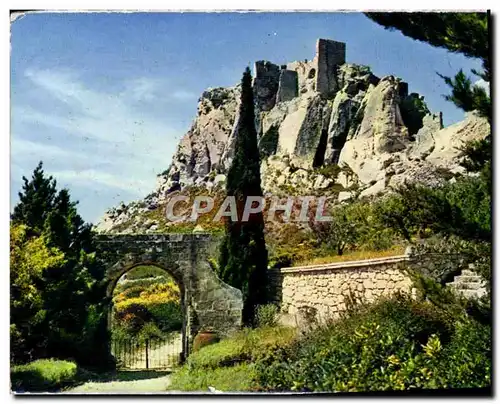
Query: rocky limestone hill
[[96, 38, 489, 234]]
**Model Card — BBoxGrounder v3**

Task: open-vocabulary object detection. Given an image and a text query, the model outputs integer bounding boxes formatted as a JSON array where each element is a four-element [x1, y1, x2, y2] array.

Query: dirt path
[[66, 371, 172, 394]]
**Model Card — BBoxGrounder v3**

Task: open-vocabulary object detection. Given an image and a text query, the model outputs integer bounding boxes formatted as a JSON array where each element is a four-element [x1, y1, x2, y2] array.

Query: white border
[[2, 3, 498, 404]]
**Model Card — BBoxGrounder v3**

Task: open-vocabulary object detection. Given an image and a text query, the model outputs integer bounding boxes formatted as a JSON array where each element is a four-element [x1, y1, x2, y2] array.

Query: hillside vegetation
[[111, 265, 182, 341]]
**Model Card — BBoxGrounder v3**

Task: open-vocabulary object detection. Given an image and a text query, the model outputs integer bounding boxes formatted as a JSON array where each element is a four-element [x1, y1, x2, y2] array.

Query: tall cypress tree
[[218, 67, 268, 325]]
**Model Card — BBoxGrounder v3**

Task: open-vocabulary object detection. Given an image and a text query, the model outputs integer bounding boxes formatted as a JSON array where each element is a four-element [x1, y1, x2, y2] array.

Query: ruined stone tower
[[314, 38, 346, 96], [252, 38, 347, 109]]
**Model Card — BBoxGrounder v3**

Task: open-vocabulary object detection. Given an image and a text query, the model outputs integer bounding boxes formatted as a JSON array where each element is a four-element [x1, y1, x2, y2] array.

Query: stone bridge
[[95, 233, 243, 359]]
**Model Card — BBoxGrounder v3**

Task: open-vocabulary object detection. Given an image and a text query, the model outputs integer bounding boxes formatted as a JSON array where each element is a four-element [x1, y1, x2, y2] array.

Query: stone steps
[[454, 288, 488, 300], [453, 275, 482, 284], [446, 269, 487, 300], [460, 269, 477, 277], [452, 281, 483, 290]]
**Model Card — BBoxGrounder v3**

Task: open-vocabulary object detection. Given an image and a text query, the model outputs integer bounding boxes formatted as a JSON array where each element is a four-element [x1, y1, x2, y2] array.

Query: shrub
[[11, 359, 79, 392], [185, 326, 296, 370], [124, 265, 168, 280], [169, 363, 256, 392], [255, 304, 279, 328], [112, 278, 182, 338], [310, 200, 399, 255], [254, 294, 491, 392], [114, 303, 153, 334], [374, 177, 490, 243]]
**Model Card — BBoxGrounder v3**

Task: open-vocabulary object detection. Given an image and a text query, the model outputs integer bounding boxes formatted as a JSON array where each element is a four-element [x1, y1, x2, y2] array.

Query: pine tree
[[11, 162, 109, 366], [218, 67, 268, 325], [12, 161, 57, 233]]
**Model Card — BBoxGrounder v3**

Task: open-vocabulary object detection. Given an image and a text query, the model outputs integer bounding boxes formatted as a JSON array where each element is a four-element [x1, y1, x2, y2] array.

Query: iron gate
[[111, 333, 182, 370]]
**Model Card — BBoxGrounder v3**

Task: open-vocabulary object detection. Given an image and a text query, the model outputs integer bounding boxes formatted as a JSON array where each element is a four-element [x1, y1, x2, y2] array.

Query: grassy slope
[[167, 326, 296, 392], [295, 245, 405, 266]]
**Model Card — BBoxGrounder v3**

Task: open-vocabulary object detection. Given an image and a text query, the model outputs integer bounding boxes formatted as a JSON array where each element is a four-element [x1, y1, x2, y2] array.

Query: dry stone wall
[[270, 255, 413, 324]]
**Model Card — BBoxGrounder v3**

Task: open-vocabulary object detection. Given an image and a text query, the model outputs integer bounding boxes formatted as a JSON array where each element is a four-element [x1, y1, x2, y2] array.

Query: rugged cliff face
[[96, 38, 490, 234]]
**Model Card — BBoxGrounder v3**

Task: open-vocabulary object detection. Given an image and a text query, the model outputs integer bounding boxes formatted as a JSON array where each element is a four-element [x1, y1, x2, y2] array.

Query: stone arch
[[96, 233, 243, 361]]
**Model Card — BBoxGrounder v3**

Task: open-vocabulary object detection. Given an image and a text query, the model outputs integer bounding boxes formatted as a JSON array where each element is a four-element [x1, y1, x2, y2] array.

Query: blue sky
[[10, 12, 484, 223]]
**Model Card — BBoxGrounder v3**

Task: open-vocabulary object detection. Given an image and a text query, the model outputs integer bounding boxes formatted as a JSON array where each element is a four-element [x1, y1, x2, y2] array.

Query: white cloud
[[11, 137, 86, 161], [474, 79, 490, 96], [122, 77, 162, 102], [171, 89, 198, 101], [51, 169, 151, 194], [11, 68, 188, 220]]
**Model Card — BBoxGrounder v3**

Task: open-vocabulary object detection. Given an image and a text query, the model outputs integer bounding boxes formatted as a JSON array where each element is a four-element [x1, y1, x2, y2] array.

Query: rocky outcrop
[[156, 86, 240, 200], [96, 38, 490, 233]]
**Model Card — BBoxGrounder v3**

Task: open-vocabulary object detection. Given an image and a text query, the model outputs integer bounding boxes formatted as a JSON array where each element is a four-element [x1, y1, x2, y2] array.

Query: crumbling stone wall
[[269, 255, 412, 324], [276, 70, 299, 103], [96, 233, 243, 360], [315, 38, 346, 97]]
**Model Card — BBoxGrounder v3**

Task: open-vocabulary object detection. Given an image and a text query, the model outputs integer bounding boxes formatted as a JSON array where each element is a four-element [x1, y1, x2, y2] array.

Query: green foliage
[[254, 295, 491, 392], [259, 125, 279, 159], [400, 93, 431, 135], [169, 363, 256, 392], [124, 265, 167, 280], [218, 67, 268, 324], [11, 359, 79, 392], [313, 164, 341, 179], [438, 70, 490, 122], [366, 12, 489, 62], [266, 224, 316, 269], [111, 267, 182, 340], [311, 200, 399, 255], [255, 304, 279, 328], [375, 176, 490, 242], [184, 326, 296, 370], [10, 162, 110, 368], [461, 138, 492, 174], [10, 224, 65, 363]]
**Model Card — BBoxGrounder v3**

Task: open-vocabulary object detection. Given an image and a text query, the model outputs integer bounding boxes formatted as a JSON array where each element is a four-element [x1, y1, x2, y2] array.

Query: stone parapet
[[269, 255, 413, 324]]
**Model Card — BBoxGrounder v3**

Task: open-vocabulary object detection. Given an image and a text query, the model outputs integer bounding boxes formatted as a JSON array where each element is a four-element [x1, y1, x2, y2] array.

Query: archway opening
[[109, 264, 185, 370]]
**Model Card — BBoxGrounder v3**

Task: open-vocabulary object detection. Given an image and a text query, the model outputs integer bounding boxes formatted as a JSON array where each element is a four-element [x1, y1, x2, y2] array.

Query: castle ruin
[[253, 38, 347, 109]]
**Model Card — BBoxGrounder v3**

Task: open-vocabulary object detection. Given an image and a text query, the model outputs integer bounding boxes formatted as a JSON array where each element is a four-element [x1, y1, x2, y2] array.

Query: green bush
[[254, 295, 491, 392], [168, 326, 296, 392], [11, 359, 79, 392], [169, 363, 256, 392], [114, 277, 170, 295], [124, 265, 169, 280], [374, 177, 490, 243], [255, 304, 279, 328], [148, 301, 183, 332], [311, 200, 399, 255], [185, 326, 296, 370]]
